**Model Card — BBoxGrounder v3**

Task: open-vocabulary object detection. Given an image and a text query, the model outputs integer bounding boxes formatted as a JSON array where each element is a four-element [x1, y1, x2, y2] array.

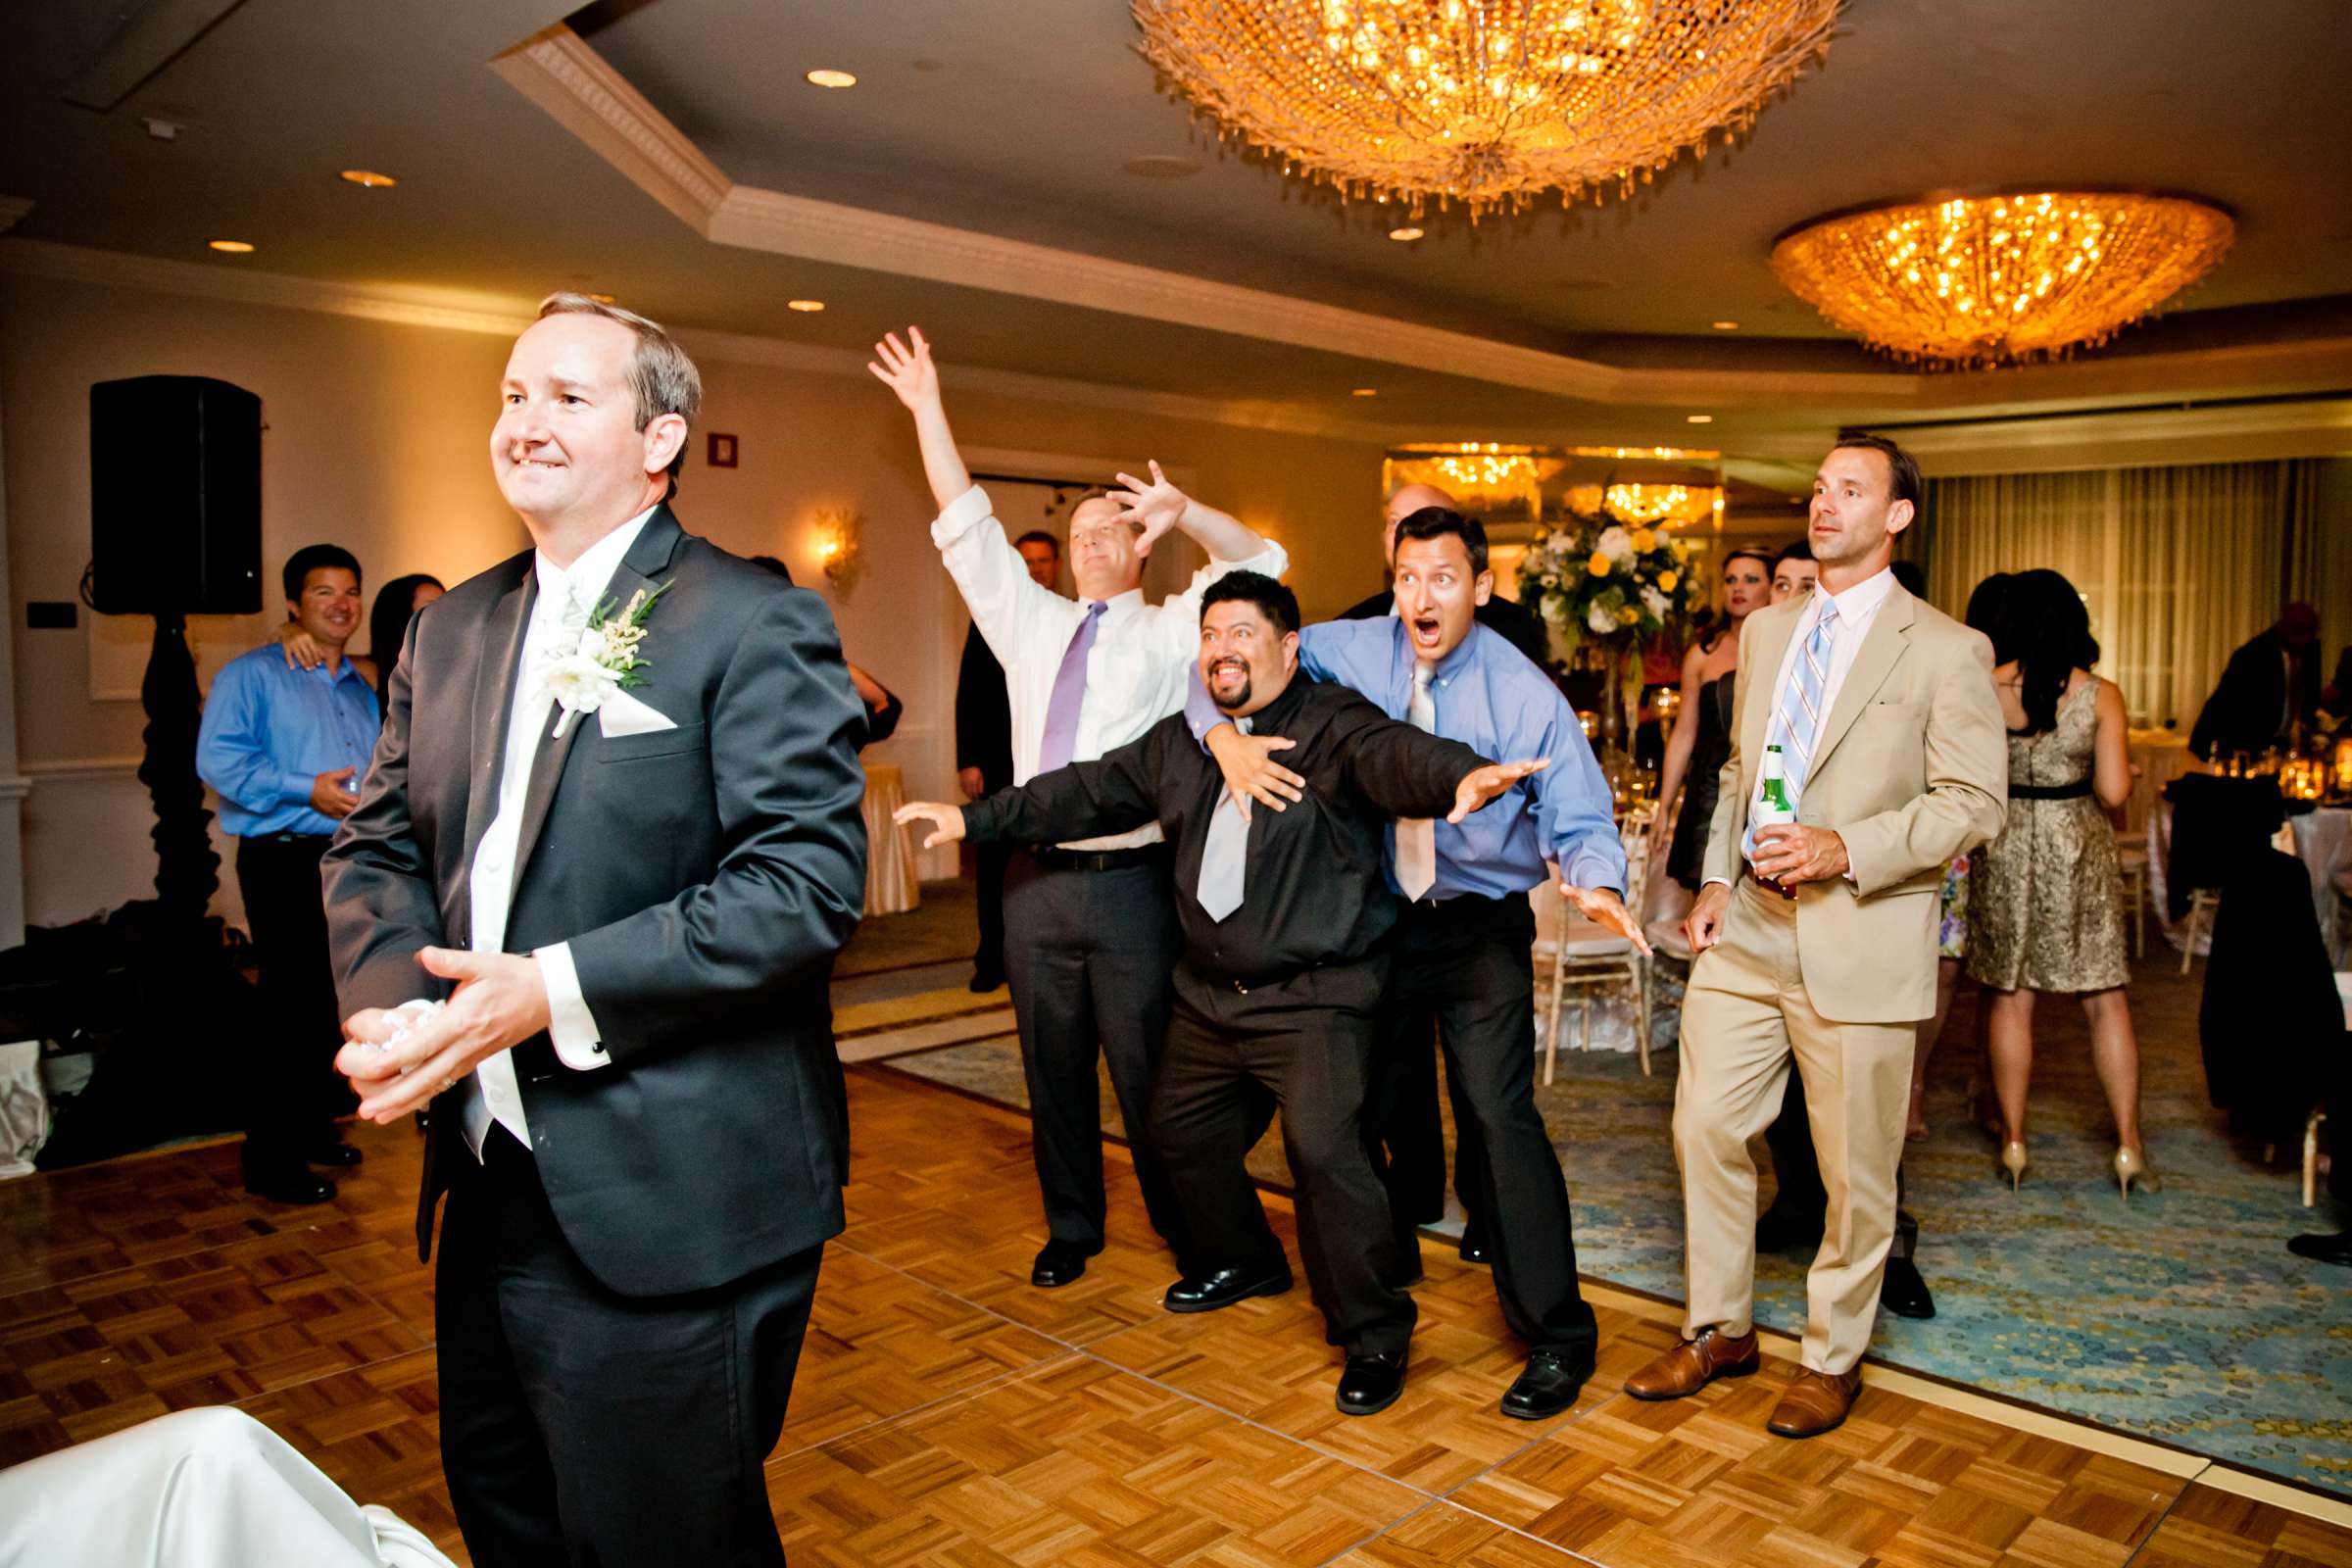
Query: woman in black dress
[[1653, 548, 1773, 889]]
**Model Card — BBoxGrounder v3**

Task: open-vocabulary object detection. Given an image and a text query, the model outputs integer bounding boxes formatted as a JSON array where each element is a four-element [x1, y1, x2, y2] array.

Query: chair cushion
[[1561, 918, 1633, 957], [1643, 915, 1693, 959]]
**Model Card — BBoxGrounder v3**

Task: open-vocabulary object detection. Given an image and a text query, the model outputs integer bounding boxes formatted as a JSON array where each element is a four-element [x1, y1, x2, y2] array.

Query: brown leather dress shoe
[[1767, 1367, 1863, 1438], [1622, 1327, 1760, 1401]]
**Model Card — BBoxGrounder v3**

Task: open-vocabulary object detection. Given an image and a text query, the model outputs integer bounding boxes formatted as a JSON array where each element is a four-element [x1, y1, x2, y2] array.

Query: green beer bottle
[[1756, 743, 1797, 827]]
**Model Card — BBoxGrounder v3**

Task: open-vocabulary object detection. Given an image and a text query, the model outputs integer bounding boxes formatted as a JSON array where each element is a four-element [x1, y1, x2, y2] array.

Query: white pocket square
[[597, 689, 679, 737]]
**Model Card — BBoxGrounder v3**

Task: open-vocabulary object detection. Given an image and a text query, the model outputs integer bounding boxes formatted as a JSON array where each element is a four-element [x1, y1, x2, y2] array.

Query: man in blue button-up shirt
[[197, 544, 380, 1203], [1188, 504, 1643, 1420]]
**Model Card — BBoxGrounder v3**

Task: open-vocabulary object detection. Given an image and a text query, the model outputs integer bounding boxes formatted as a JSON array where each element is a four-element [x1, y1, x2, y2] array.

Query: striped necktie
[[1394, 663, 1439, 901], [1745, 598, 1839, 858]]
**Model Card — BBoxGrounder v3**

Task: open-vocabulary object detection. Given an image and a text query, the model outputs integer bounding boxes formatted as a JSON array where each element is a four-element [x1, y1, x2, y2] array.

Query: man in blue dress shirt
[[1189, 504, 1646, 1419], [197, 544, 381, 1203]]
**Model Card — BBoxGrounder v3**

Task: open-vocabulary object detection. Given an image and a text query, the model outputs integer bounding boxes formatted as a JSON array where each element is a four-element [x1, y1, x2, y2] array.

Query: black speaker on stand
[[89, 374, 264, 917], [31, 377, 268, 1167]]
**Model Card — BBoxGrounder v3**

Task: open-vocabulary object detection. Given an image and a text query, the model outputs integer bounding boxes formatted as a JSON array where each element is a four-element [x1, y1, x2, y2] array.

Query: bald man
[[1339, 484, 1551, 1267], [1340, 486, 1550, 668]]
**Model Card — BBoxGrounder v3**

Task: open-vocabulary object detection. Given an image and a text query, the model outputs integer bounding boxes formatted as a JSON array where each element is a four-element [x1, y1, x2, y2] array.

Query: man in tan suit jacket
[[1623, 431, 2006, 1438]]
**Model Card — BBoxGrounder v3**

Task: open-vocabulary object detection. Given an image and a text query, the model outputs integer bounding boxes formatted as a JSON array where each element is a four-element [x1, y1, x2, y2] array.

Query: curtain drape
[[1920, 458, 2350, 728]]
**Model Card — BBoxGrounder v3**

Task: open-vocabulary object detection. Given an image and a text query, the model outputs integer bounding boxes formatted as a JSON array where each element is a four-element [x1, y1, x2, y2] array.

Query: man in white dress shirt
[[1621, 431, 2004, 1440], [871, 327, 1287, 1288], [324, 296, 867, 1565]]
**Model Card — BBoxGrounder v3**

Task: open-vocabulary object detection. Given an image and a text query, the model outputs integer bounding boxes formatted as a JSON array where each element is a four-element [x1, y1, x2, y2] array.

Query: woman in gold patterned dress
[[1965, 569, 2152, 1196]]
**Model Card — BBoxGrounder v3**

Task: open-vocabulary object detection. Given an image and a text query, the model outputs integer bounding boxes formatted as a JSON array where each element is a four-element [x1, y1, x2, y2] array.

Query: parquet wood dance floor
[[3, 1064, 2347, 1566]]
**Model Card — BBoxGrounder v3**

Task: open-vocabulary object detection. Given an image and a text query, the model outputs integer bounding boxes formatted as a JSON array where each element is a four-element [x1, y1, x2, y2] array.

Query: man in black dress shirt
[[953, 530, 1063, 990], [1338, 483, 1550, 668], [899, 572, 1542, 1417]]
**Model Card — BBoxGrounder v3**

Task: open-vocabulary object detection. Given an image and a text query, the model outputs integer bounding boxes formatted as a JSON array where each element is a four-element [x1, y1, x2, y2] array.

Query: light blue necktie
[[1197, 716, 1252, 921], [1744, 597, 1838, 859]]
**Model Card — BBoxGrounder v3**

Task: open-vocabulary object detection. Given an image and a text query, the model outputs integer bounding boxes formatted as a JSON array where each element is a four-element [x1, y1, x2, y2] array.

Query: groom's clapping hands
[[334, 947, 555, 1123]]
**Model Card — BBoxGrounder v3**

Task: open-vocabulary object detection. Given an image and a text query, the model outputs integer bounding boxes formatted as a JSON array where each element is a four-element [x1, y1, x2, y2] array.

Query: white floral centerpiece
[[1517, 512, 1695, 742]]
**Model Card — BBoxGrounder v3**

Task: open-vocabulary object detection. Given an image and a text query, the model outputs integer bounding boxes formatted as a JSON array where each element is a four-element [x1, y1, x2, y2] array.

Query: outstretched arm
[[1110, 462, 1274, 564]]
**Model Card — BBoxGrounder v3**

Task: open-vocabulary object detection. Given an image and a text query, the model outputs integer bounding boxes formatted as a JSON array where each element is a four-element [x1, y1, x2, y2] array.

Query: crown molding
[[0, 236, 1412, 444], [489, 24, 729, 229]]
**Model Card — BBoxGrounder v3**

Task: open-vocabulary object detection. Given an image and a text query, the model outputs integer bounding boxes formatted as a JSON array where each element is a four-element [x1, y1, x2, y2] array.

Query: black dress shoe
[[1456, 1216, 1491, 1266], [1335, 1350, 1406, 1415], [1030, 1239, 1099, 1288], [1500, 1348, 1592, 1420], [1162, 1264, 1292, 1314], [2288, 1230, 2352, 1266], [1878, 1255, 1936, 1319], [305, 1137, 363, 1168], [243, 1163, 334, 1205], [1754, 1203, 1822, 1255], [969, 966, 1005, 994]]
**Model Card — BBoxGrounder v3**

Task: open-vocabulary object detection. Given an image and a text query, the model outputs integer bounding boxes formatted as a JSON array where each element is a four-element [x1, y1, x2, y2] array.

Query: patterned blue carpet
[[881, 954, 2352, 1495]]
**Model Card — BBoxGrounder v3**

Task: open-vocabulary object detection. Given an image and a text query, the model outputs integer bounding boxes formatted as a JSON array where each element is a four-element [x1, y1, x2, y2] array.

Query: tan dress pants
[[1674, 878, 1917, 1373]]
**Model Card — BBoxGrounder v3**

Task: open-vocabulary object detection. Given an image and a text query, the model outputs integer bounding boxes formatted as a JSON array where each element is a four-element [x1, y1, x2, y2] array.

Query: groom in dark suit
[[323, 295, 867, 1566]]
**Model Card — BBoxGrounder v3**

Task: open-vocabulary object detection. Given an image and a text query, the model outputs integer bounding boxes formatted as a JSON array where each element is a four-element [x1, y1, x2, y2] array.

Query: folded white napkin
[[598, 689, 678, 737]]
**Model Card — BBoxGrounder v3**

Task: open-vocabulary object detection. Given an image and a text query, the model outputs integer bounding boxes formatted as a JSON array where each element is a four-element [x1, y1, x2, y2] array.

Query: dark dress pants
[[1763, 1069, 1919, 1259], [437, 1129, 821, 1568], [974, 839, 1010, 978], [1374, 894, 1598, 1356], [1151, 957, 1416, 1357], [1372, 1008, 1485, 1232], [1001, 850, 1188, 1256], [232, 833, 346, 1161]]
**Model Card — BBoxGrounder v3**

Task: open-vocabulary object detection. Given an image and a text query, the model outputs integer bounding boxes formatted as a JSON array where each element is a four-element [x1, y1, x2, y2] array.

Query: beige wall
[[1, 271, 1389, 930]]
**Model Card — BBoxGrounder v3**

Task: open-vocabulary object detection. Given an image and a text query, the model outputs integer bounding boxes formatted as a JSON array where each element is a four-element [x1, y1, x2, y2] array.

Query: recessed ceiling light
[[339, 169, 397, 188], [1687, 414, 1714, 423], [1351, 387, 1379, 397], [1710, 319, 1740, 330], [1388, 225, 1425, 242], [787, 299, 826, 313], [1123, 155, 1201, 179], [207, 239, 254, 253], [805, 69, 858, 88]]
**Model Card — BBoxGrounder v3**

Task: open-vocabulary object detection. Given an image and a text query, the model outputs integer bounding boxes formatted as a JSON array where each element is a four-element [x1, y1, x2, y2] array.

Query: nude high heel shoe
[[1999, 1141, 2029, 1191], [2114, 1146, 2160, 1200]]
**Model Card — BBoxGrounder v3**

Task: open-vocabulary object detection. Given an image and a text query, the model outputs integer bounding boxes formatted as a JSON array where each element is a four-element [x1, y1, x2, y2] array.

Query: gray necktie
[[1197, 717, 1251, 921], [1395, 664, 1439, 902]]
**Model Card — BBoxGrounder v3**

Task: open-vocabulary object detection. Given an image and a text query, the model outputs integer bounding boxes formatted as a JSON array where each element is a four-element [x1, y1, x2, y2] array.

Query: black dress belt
[[2008, 779, 2092, 800], [1029, 844, 1167, 872]]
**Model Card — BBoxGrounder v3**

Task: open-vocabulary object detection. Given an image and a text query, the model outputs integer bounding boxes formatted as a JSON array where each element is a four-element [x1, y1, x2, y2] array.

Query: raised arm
[[872, 327, 1065, 663], [868, 327, 970, 513]]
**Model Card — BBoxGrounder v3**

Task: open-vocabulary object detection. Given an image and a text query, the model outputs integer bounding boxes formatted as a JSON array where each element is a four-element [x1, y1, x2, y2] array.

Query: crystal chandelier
[[1132, 0, 1840, 219], [1771, 190, 2235, 367]]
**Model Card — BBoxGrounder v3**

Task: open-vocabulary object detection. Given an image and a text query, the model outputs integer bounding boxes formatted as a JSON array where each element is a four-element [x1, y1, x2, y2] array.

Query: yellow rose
[[1618, 606, 1641, 625], [1670, 539, 1690, 563], [1587, 551, 1612, 577], [1658, 570, 1679, 592], [1632, 528, 1657, 554]]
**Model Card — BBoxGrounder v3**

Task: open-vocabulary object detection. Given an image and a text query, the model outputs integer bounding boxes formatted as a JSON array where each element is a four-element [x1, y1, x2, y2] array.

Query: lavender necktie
[[1036, 600, 1106, 773]]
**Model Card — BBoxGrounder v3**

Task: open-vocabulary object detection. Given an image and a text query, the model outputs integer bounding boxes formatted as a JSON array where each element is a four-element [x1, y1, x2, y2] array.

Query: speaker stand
[[136, 610, 220, 917]]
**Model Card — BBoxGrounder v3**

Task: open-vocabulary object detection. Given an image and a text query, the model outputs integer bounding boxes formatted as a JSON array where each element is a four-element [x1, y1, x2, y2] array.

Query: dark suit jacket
[[955, 622, 1013, 789], [2189, 628, 2321, 760], [1337, 587, 1551, 669], [322, 507, 869, 1297]]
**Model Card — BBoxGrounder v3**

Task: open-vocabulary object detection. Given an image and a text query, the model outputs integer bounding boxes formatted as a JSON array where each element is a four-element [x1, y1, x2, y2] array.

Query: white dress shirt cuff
[[533, 944, 607, 1068], [929, 483, 995, 549]]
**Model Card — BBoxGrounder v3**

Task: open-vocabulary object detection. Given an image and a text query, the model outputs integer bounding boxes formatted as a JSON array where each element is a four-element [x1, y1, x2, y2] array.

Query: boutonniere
[[547, 579, 673, 737]]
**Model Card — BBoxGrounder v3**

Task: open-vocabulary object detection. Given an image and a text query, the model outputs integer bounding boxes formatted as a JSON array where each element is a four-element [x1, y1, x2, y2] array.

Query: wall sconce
[[812, 507, 863, 593]]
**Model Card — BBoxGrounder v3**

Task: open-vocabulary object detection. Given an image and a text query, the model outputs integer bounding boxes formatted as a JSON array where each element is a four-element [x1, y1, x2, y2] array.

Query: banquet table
[[2126, 728, 2195, 837], [859, 762, 920, 917]]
